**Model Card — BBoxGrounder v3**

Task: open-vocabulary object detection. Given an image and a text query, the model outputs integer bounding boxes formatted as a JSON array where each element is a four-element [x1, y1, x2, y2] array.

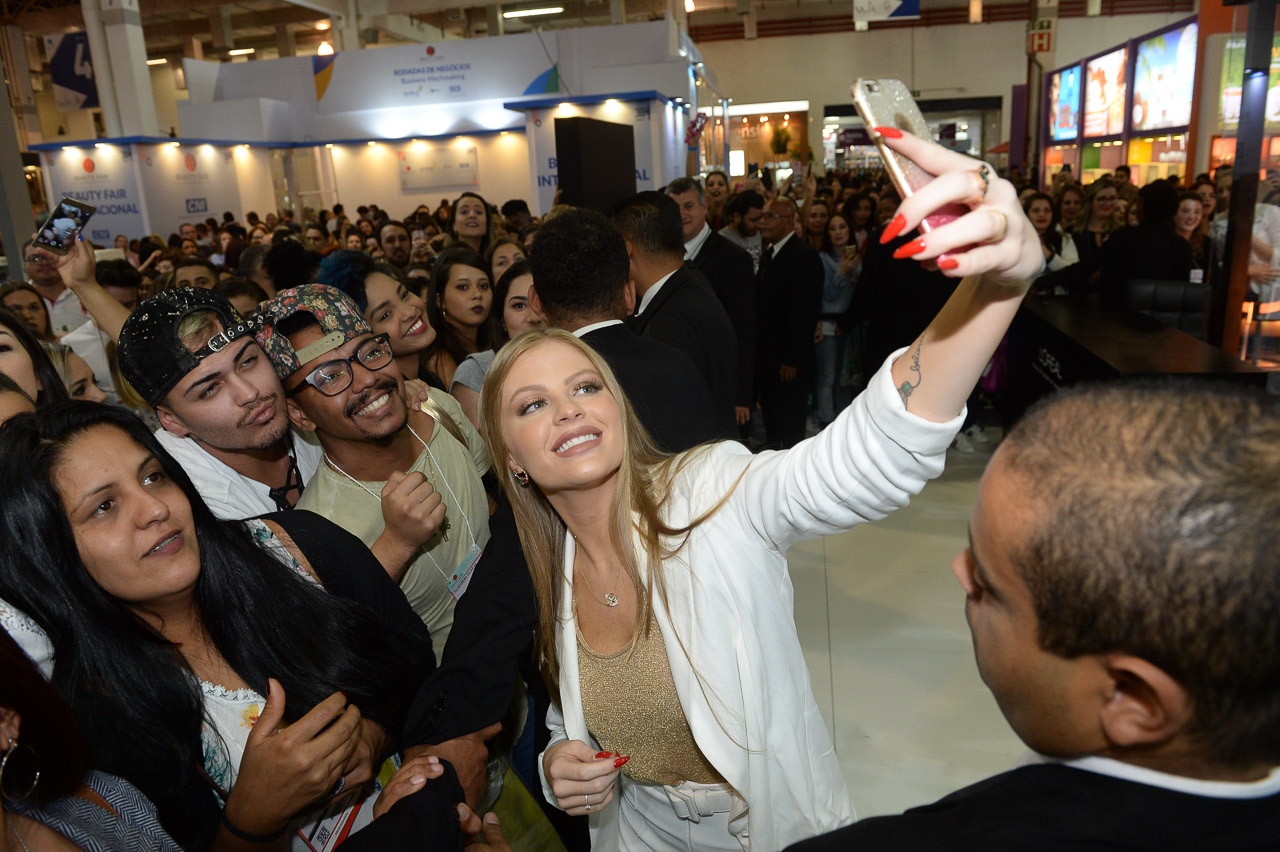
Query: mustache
[[344, 378, 401, 418], [237, 394, 278, 427]]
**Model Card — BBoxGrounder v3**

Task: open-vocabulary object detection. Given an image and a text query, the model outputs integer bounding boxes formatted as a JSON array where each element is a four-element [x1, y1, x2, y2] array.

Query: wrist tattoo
[[897, 336, 924, 409]]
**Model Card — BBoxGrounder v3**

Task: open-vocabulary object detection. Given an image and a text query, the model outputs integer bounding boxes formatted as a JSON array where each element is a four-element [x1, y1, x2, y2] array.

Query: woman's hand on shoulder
[[222, 679, 362, 837], [543, 740, 629, 816], [341, 718, 389, 790], [876, 130, 1043, 291]]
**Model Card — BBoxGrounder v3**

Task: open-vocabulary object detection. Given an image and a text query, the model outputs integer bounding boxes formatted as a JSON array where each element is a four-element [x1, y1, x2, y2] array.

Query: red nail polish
[[892, 239, 927, 260], [938, 257, 960, 270], [613, 755, 631, 769], [595, 751, 612, 759], [880, 213, 907, 244], [874, 126, 903, 139]]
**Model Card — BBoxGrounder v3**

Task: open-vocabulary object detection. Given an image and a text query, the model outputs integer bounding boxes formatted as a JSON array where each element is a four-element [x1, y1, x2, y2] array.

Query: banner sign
[[853, 0, 920, 23], [1083, 47, 1127, 137], [43, 32, 99, 113], [1132, 22, 1197, 132], [1218, 36, 1280, 132], [310, 34, 559, 115], [398, 145, 479, 191], [42, 145, 144, 243], [135, 143, 244, 233]]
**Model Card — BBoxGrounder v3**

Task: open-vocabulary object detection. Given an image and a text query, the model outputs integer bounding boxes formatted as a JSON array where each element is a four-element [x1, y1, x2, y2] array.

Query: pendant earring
[[0, 738, 40, 803], [512, 469, 530, 487]]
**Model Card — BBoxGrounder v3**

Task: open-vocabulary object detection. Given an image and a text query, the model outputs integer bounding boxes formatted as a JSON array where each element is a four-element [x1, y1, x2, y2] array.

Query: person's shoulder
[[426, 386, 468, 421], [154, 428, 218, 470]]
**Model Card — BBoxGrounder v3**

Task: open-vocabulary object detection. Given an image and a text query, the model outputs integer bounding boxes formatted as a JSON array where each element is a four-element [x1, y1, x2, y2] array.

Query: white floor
[[789, 437, 1027, 819]]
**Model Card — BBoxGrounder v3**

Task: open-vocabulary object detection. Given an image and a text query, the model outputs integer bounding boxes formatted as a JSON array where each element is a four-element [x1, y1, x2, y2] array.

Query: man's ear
[[623, 281, 637, 315], [1097, 654, 1192, 750], [155, 404, 192, 439], [528, 285, 547, 322], [621, 237, 637, 263], [286, 396, 316, 432]]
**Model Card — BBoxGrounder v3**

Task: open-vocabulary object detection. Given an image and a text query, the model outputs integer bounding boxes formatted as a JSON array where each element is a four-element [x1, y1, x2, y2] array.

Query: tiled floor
[[790, 436, 1027, 819]]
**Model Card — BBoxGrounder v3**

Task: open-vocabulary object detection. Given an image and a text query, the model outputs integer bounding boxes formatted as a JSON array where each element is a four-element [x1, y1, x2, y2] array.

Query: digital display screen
[[1049, 66, 1081, 142], [1084, 47, 1128, 137], [1132, 23, 1198, 132]]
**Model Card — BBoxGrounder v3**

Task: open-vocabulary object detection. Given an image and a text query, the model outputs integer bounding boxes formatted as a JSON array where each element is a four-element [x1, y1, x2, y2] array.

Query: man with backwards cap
[[257, 284, 530, 810], [118, 287, 323, 518], [255, 284, 490, 661]]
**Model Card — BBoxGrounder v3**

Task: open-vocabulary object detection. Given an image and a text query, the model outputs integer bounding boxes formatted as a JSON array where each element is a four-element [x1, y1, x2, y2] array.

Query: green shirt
[[298, 391, 490, 662]]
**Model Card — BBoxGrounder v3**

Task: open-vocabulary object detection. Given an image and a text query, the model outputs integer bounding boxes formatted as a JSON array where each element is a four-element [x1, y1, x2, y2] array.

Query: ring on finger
[[968, 163, 993, 205], [986, 209, 1009, 244], [584, 793, 592, 812]]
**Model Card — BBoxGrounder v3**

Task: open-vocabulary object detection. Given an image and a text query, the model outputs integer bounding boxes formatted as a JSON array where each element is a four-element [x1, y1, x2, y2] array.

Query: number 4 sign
[[43, 32, 100, 113]]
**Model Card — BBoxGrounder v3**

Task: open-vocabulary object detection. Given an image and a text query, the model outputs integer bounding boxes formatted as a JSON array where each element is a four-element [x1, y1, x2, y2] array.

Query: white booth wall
[[325, 131, 532, 219]]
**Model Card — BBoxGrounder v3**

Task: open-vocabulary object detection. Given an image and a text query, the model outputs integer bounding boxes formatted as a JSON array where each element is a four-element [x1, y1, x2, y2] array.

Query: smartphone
[[761, 168, 774, 190], [747, 164, 759, 179], [35, 198, 96, 255], [851, 79, 967, 234]]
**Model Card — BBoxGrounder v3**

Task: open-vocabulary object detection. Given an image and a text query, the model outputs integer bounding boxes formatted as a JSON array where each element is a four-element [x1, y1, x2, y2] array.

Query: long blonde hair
[[479, 328, 731, 693]]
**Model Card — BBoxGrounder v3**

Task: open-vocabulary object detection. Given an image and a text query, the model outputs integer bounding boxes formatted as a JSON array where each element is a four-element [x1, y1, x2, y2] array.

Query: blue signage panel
[[44, 32, 99, 112]]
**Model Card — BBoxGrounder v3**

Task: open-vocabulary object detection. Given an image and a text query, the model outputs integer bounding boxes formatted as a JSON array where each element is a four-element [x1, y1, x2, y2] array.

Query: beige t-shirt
[[297, 391, 491, 662]]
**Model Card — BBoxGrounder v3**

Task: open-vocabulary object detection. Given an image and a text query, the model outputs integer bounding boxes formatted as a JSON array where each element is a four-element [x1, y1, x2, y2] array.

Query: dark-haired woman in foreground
[[0, 403, 457, 850]]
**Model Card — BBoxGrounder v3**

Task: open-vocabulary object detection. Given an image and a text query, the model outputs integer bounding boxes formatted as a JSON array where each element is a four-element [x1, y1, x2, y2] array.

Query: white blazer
[[539, 351, 964, 851]]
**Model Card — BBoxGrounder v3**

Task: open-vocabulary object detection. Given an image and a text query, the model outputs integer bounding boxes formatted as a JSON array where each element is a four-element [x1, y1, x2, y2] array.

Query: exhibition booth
[[32, 20, 707, 236], [1040, 16, 1198, 188]]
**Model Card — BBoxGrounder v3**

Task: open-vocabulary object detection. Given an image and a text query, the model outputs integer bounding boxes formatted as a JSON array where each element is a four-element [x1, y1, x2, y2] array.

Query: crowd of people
[[0, 127, 1276, 852]]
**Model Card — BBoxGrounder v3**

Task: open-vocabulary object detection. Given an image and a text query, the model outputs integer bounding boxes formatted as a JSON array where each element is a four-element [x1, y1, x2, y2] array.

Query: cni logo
[[82, 158, 94, 173], [184, 154, 197, 172], [426, 45, 435, 56]]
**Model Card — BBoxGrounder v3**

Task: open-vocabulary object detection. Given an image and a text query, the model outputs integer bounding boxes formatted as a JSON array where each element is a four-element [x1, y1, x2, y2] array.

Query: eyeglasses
[[23, 255, 49, 264], [287, 334, 395, 397]]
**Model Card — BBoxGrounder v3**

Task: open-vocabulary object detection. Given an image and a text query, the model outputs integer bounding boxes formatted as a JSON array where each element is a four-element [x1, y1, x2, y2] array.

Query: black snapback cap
[[118, 288, 264, 407]]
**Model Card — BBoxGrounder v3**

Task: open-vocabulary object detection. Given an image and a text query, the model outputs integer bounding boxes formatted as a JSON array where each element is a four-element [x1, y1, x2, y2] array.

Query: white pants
[[616, 778, 747, 851]]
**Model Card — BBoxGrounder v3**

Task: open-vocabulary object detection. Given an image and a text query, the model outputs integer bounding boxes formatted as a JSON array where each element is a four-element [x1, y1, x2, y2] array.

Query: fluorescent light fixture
[[503, 6, 563, 17], [146, 58, 167, 66], [228, 47, 255, 56], [318, 41, 334, 55]]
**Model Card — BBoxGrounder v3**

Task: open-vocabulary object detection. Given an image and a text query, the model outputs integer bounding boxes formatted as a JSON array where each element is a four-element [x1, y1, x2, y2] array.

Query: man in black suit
[[667, 177, 757, 429], [789, 382, 1280, 851], [613, 192, 738, 433], [755, 197, 823, 449], [526, 207, 726, 453]]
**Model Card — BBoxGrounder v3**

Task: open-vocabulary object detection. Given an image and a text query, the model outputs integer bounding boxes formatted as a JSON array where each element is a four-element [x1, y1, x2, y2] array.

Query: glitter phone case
[[852, 78, 967, 234]]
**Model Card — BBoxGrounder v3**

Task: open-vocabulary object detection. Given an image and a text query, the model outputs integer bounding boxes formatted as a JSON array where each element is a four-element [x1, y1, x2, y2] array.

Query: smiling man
[[789, 381, 1280, 851], [258, 284, 490, 655], [118, 288, 322, 518]]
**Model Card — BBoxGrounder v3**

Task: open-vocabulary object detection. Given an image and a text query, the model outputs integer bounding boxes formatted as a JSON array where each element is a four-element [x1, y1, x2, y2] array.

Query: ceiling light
[[169, 141, 180, 148], [146, 58, 167, 66], [318, 41, 334, 55], [503, 6, 564, 17], [367, 140, 377, 146], [315, 19, 331, 30], [325, 143, 334, 148], [228, 48, 255, 56], [684, 0, 694, 11]]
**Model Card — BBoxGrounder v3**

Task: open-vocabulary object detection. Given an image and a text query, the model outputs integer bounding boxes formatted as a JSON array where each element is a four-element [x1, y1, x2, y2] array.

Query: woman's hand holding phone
[[874, 129, 1041, 291]]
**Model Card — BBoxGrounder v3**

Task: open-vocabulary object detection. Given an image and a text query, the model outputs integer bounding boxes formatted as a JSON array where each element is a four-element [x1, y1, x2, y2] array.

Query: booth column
[[98, 0, 160, 136]]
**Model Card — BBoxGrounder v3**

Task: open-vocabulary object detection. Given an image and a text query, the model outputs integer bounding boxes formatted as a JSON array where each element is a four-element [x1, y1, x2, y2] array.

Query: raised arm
[[876, 129, 1041, 424], [35, 234, 132, 342]]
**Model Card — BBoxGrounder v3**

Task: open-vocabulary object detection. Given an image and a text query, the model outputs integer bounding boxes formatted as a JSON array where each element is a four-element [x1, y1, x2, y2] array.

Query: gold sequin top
[[577, 614, 725, 786]]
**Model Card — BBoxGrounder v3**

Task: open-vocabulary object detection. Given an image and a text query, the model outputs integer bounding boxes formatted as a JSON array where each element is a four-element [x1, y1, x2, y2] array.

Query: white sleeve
[[717, 347, 963, 552], [537, 701, 571, 810]]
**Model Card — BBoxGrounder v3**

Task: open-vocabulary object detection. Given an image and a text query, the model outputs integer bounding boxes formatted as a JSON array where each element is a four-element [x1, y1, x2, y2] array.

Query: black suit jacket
[[582, 322, 730, 450], [786, 762, 1280, 851], [756, 235, 823, 376], [630, 265, 738, 421], [688, 230, 757, 409]]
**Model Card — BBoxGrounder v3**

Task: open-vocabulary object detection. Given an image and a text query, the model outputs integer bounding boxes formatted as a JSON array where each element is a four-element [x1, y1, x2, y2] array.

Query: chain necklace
[[324, 424, 450, 542], [572, 535, 619, 607], [7, 820, 32, 852]]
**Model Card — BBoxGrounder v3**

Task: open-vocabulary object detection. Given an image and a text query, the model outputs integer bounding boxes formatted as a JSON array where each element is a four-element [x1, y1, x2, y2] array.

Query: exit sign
[[1026, 18, 1054, 53]]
